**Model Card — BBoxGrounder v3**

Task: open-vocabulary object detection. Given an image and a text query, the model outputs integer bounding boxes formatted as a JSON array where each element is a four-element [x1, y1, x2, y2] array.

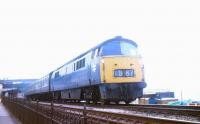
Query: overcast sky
[[0, 0, 200, 100]]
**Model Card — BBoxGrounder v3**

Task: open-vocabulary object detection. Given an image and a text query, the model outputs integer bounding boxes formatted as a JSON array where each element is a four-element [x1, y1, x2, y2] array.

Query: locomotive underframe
[[27, 82, 146, 104]]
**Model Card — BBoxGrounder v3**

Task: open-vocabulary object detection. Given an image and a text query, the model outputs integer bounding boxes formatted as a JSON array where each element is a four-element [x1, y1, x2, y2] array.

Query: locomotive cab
[[91, 37, 147, 103], [99, 38, 143, 83]]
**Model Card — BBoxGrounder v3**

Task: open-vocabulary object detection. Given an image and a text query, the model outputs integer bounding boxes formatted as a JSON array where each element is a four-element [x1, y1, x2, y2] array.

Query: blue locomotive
[[25, 36, 146, 104]]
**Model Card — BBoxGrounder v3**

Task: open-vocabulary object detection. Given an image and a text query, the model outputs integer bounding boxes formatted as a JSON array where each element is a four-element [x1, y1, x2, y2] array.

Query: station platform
[[0, 102, 19, 124]]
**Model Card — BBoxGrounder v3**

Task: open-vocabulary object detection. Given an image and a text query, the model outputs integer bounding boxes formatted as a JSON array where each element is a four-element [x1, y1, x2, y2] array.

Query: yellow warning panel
[[100, 56, 142, 83]]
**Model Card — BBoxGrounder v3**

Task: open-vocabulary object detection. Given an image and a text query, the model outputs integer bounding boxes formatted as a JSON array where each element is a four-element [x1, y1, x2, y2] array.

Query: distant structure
[[138, 90, 177, 104], [0, 79, 37, 98]]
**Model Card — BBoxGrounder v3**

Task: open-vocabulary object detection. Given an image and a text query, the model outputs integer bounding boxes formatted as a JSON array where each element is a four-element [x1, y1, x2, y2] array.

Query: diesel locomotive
[[25, 36, 146, 104]]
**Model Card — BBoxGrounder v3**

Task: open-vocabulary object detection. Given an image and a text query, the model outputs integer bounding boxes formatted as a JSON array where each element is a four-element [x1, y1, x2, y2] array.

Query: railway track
[[42, 101, 200, 117], [34, 101, 200, 123], [98, 104, 200, 117], [3, 98, 200, 124]]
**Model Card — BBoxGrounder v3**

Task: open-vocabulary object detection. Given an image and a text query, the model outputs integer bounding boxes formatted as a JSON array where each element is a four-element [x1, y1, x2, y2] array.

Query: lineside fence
[[2, 97, 85, 124]]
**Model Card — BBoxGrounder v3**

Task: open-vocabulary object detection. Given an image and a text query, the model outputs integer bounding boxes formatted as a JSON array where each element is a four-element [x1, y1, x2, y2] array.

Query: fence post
[[83, 103, 87, 124], [51, 101, 54, 124], [22, 98, 25, 124], [83, 93, 87, 124], [37, 100, 39, 124]]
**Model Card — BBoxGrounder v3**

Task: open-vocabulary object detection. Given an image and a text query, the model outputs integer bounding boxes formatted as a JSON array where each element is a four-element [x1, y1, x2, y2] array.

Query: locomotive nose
[[100, 56, 143, 83]]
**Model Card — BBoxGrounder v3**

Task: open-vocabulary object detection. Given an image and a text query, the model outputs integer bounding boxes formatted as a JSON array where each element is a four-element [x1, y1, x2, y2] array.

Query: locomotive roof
[[54, 36, 138, 71]]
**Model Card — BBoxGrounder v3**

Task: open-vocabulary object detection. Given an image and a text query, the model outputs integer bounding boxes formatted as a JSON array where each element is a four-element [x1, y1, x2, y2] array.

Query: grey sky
[[0, 0, 200, 100]]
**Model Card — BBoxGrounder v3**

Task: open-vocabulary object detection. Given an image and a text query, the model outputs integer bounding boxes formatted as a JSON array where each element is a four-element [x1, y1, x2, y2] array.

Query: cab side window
[[92, 48, 99, 59], [95, 48, 99, 57], [91, 50, 95, 59]]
